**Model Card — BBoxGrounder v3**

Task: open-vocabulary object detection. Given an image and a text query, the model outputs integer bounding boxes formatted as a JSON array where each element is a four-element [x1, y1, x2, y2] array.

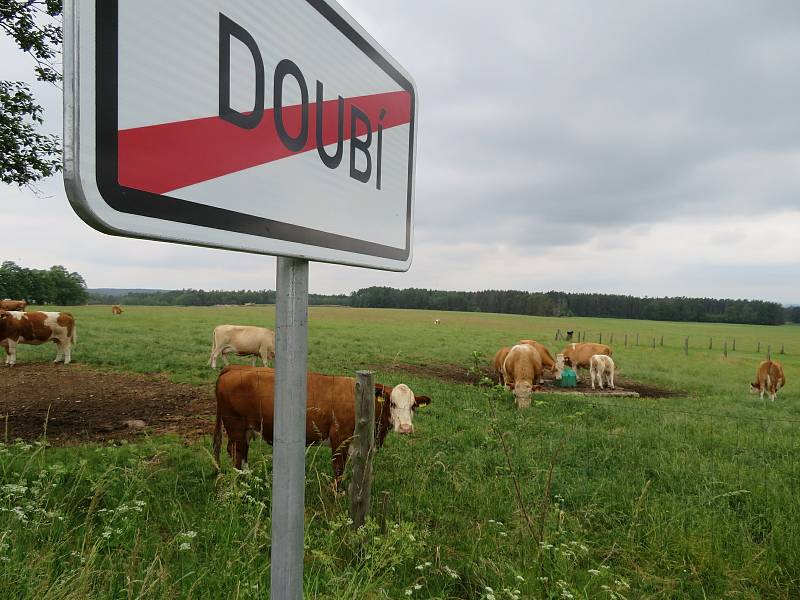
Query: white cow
[[208, 325, 275, 369], [589, 354, 615, 390]]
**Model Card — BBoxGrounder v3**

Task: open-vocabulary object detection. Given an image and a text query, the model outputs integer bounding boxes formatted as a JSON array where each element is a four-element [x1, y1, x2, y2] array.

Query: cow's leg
[[209, 346, 219, 369], [590, 365, 596, 389], [5, 340, 17, 366], [609, 368, 615, 389], [53, 340, 65, 363], [63, 340, 72, 365]]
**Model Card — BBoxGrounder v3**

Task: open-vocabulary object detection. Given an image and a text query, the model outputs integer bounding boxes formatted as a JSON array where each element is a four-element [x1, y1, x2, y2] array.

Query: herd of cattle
[[0, 300, 789, 477]]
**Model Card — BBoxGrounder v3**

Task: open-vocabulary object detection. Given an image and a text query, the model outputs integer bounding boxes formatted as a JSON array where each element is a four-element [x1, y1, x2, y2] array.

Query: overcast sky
[[2, 1, 799, 302]]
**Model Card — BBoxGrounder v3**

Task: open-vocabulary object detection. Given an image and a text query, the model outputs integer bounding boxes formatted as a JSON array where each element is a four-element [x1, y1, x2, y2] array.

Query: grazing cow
[[213, 366, 432, 479], [519, 339, 557, 380], [561, 343, 613, 380], [0, 310, 76, 366], [0, 300, 26, 311], [491, 347, 511, 385], [209, 325, 275, 368], [590, 354, 616, 390], [434, 319, 441, 325], [111, 304, 123, 315], [502, 344, 542, 408], [750, 360, 786, 401]]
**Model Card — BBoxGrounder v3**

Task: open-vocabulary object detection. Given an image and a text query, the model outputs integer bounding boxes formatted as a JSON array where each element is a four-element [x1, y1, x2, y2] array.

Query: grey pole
[[271, 257, 309, 600]]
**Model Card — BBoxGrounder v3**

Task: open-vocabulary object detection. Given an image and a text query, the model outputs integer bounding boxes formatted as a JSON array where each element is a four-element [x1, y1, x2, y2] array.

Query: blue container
[[559, 367, 577, 388]]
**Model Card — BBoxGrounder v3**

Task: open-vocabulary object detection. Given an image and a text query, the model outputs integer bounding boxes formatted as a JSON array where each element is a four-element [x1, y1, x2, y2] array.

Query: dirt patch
[[0, 364, 214, 444], [379, 362, 683, 399]]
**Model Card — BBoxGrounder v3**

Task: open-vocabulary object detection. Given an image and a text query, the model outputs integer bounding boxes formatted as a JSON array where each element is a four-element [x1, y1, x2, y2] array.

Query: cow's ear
[[414, 395, 431, 408], [374, 384, 392, 402]]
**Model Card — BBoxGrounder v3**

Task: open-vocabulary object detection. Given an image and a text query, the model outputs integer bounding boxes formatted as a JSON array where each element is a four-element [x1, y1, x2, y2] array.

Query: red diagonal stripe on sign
[[118, 90, 411, 195]]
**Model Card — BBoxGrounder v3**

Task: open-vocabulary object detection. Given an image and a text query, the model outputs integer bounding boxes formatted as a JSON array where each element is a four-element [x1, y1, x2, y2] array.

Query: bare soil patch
[[0, 364, 214, 444]]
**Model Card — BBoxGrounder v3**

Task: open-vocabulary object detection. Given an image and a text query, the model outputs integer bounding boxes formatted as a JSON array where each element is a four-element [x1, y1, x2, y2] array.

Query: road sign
[[64, 0, 417, 271]]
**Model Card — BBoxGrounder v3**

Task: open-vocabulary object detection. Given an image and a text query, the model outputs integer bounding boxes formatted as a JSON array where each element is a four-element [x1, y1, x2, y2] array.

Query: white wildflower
[[588, 569, 601, 576], [179, 542, 191, 551]]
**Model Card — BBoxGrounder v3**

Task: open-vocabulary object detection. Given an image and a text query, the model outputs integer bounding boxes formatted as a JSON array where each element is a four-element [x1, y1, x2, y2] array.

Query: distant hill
[[88, 288, 168, 297]]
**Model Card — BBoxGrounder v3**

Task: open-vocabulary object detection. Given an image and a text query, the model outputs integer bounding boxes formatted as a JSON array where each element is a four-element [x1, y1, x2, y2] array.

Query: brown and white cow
[[209, 325, 276, 368], [0, 310, 76, 366], [590, 354, 616, 390], [519, 339, 557, 380], [502, 344, 542, 408], [0, 300, 27, 311], [561, 342, 613, 380], [750, 360, 786, 401], [111, 304, 123, 315], [491, 347, 511, 385], [213, 366, 431, 479]]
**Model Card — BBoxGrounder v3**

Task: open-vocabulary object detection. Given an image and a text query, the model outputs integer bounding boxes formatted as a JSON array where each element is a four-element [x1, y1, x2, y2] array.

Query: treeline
[[89, 289, 350, 307], [350, 287, 787, 326], [88, 285, 791, 325], [0, 261, 88, 305]]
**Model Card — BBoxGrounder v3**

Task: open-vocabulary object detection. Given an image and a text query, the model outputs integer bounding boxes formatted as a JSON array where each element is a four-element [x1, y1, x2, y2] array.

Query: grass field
[[1, 305, 799, 598]]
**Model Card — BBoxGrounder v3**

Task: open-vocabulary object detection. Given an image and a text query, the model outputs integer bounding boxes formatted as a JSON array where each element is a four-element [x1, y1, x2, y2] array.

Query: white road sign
[[64, 0, 418, 270]]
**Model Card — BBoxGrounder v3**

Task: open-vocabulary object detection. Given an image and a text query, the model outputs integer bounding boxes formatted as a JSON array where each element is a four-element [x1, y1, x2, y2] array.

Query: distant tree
[[0, 0, 63, 187]]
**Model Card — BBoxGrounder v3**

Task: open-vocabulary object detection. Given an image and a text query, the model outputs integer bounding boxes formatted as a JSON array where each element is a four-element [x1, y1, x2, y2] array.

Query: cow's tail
[[766, 372, 772, 391], [70, 321, 77, 347]]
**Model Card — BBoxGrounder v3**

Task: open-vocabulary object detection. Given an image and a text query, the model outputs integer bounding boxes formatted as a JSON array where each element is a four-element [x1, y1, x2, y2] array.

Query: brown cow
[[519, 339, 557, 379], [0, 310, 76, 366], [561, 342, 613, 380], [0, 300, 26, 311], [111, 304, 123, 315], [213, 366, 431, 479], [502, 344, 542, 408], [491, 347, 511, 385], [750, 360, 786, 401]]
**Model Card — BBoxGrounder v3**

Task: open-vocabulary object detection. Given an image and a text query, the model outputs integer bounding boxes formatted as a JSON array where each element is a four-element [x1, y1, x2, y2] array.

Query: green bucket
[[558, 367, 577, 388]]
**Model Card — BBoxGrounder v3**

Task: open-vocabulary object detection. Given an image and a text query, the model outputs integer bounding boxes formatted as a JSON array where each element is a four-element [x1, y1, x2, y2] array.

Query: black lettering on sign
[[316, 81, 344, 169], [274, 59, 309, 152], [349, 105, 372, 183], [218, 14, 264, 130]]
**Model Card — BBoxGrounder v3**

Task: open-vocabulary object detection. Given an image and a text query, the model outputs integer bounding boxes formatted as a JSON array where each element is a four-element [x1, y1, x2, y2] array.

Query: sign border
[[67, 0, 416, 268]]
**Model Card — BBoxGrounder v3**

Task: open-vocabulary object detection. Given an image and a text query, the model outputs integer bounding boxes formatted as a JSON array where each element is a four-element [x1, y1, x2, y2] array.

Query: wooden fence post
[[660, 336, 664, 347], [780, 344, 785, 355], [757, 341, 761, 353], [651, 337, 656, 349], [767, 345, 771, 360], [709, 337, 713, 350], [624, 334, 628, 348], [555, 329, 561, 341], [609, 333, 614, 345], [599, 332, 602, 344], [733, 338, 736, 352], [684, 337, 689, 356], [378, 490, 391, 535], [724, 341, 728, 358], [349, 370, 376, 529], [636, 334, 639, 346]]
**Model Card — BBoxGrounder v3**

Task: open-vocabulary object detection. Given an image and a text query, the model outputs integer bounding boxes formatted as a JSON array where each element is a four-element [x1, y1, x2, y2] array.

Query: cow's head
[[376, 383, 431, 434], [553, 353, 566, 380], [513, 380, 533, 408], [749, 382, 760, 394]]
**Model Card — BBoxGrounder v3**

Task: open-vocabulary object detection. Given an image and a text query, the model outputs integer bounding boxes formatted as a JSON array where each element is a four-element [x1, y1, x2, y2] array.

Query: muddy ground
[[0, 362, 682, 444], [0, 364, 214, 444]]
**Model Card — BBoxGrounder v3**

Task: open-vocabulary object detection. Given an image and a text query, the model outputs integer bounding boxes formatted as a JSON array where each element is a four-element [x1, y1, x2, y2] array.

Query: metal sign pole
[[271, 256, 309, 600]]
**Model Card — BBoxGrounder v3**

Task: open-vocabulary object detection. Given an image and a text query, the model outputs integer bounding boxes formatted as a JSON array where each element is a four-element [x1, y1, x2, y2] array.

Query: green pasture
[[1, 305, 799, 599]]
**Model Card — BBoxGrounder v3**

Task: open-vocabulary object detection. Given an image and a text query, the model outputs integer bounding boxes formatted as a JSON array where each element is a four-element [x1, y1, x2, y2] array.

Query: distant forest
[[0, 261, 88, 305], [88, 285, 796, 326]]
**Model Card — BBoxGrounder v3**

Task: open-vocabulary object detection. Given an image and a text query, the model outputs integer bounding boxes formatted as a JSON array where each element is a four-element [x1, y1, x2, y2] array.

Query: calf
[[209, 324, 275, 368], [213, 366, 431, 480], [589, 354, 615, 390], [750, 360, 785, 401], [0, 310, 76, 366], [502, 344, 542, 408], [111, 304, 123, 315]]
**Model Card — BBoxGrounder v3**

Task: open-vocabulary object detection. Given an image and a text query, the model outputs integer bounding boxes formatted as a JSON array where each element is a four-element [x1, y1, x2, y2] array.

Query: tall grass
[[1, 306, 799, 597]]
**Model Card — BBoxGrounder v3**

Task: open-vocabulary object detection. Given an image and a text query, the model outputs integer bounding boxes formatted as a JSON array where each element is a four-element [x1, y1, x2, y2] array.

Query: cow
[[491, 347, 511, 385], [561, 342, 613, 381], [0, 310, 76, 366], [0, 300, 27, 311], [209, 325, 276, 368], [213, 366, 432, 481], [590, 354, 616, 390], [519, 339, 557, 380], [111, 304, 123, 315], [750, 360, 786, 401], [434, 319, 441, 325], [502, 343, 542, 408]]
